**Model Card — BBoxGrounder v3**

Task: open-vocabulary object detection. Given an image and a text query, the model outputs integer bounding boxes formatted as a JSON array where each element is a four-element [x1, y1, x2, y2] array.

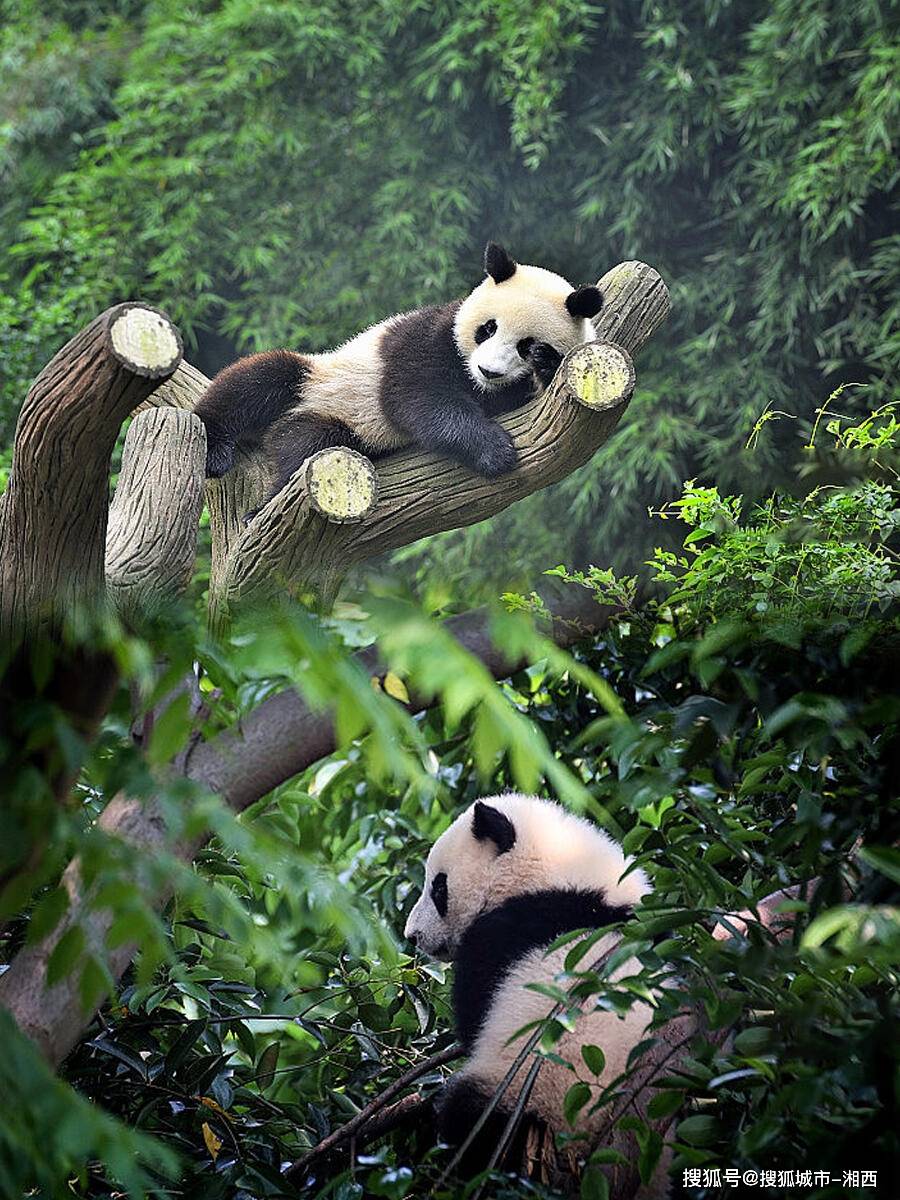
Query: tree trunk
[[106, 406, 206, 617], [0, 303, 182, 641]]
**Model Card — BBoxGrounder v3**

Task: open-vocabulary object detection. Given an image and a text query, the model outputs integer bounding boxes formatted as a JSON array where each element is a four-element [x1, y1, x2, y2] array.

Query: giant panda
[[194, 243, 603, 510], [404, 794, 660, 1186]]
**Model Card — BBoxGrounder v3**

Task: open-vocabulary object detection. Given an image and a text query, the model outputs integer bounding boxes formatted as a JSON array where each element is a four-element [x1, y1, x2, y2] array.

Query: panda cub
[[404, 794, 654, 1177], [194, 243, 602, 510]]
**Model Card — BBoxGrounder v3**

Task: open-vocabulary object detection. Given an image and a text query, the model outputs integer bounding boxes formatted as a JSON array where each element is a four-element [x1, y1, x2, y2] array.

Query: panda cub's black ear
[[484, 242, 517, 284], [566, 285, 603, 319], [472, 801, 516, 854]]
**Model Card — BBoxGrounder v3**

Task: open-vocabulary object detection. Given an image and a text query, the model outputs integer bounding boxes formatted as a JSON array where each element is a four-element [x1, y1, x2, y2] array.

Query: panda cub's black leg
[[436, 1077, 539, 1176], [245, 412, 363, 521], [195, 349, 309, 478], [528, 341, 563, 389]]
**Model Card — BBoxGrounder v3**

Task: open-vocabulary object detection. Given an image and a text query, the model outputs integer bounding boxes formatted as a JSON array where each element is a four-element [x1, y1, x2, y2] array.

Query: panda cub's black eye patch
[[516, 337, 535, 359], [430, 871, 448, 917], [473, 319, 497, 345]]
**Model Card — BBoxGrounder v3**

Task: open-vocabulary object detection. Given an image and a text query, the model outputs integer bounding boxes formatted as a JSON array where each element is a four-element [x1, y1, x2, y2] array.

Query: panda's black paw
[[529, 341, 562, 388], [471, 424, 518, 477], [205, 439, 235, 479]]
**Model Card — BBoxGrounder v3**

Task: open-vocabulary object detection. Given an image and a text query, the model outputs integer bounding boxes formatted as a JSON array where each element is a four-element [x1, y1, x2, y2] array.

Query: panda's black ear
[[566, 285, 603, 319], [472, 801, 516, 854], [484, 242, 517, 284]]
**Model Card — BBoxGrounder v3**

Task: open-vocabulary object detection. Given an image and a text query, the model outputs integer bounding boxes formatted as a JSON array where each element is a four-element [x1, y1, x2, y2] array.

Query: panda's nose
[[480, 365, 504, 380], [407, 930, 418, 946]]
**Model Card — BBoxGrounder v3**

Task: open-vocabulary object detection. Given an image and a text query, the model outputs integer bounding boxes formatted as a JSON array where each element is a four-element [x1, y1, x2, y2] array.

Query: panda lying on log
[[194, 243, 603, 512], [404, 794, 659, 1187]]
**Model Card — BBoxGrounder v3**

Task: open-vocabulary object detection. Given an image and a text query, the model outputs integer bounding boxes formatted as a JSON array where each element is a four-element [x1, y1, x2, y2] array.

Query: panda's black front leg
[[395, 393, 518, 478], [529, 341, 563, 390]]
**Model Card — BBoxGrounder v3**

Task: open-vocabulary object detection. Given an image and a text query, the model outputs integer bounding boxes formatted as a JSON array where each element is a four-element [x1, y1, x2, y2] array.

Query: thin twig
[[285, 1042, 460, 1180], [471, 1055, 544, 1200]]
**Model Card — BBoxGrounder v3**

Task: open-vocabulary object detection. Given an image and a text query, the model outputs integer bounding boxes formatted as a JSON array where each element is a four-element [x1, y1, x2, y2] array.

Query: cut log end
[[565, 341, 636, 411], [304, 447, 378, 523], [106, 304, 183, 378]]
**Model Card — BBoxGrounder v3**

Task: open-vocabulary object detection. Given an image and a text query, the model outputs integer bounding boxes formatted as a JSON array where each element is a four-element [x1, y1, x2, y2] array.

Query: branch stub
[[106, 303, 183, 378], [304, 447, 379, 524], [566, 341, 636, 411]]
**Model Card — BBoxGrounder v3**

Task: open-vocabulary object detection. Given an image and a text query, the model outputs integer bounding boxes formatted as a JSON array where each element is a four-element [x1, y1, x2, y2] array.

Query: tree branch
[[0, 303, 182, 642], [105, 407, 207, 617], [286, 1043, 460, 1181]]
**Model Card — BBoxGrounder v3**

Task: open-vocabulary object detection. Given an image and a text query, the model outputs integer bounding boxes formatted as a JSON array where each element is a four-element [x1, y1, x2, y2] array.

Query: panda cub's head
[[404, 793, 649, 959], [454, 243, 603, 391]]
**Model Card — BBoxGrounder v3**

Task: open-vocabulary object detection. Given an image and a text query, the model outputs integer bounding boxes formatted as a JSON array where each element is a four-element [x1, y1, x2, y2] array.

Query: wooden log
[[105, 407, 207, 618], [0, 303, 182, 642]]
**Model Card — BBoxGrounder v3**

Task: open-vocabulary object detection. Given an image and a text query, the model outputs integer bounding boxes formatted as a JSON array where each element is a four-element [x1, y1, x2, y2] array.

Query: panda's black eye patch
[[474, 319, 497, 345], [516, 337, 535, 359], [430, 872, 448, 918]]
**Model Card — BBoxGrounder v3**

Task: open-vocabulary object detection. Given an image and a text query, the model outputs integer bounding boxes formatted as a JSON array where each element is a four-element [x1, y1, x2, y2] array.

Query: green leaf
[[581, 1044, 606, 1076], [676, 1114, 719, 1146], [26, 886, 69, 945], [646, 1089, 684, 1119], [733, 1027, 773, 1056], [78, 954, 114, 1012], [146, 691, 192, 766], [256, 1041, 280, 1089], [46, 923, 85, 986], [564, 1081, 592, 1126], [859, 846, 900, 886], [581, 1165, 610, 1200]]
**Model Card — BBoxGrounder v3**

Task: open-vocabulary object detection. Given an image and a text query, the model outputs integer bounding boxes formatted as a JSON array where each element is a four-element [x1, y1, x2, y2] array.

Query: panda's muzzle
[[479, 365, 504, 381]]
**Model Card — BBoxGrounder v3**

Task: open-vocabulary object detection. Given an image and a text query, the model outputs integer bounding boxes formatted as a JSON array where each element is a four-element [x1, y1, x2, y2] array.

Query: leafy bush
[[2, 407, 896, 1197]]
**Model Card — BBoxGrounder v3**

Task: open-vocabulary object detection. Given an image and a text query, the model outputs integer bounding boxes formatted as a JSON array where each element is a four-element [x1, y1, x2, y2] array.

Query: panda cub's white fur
[[405, 794, 657, 1181]]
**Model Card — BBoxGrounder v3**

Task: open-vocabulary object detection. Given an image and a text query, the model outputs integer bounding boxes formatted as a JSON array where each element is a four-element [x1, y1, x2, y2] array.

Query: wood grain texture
[[105, 407, 207, 617], [0, 303, 182, 641]]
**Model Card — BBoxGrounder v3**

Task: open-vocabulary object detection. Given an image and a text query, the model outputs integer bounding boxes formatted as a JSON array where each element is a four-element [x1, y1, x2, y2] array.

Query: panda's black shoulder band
[[452, 888, 631, 1051]]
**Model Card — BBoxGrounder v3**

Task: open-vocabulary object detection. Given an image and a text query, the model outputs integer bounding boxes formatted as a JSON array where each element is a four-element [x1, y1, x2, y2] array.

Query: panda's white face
[[454, 245, 602, 391], [403, 794, 650, 960]]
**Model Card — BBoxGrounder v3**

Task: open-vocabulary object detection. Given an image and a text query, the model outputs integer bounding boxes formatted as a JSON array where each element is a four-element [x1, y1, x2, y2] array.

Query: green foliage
[[1, 0, 898, 583], [0, 1007, 178, 1199], [1, 408, 897, 1196]]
